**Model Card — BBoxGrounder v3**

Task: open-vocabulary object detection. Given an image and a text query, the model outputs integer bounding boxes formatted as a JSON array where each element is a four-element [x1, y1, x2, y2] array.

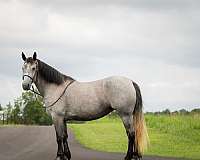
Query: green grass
[[69, 115, 200, 160]]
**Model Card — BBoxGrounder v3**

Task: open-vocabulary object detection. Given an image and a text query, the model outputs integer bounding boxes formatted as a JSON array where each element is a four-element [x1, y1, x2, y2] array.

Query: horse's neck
[[34, 74, 67, 98], [34, 74, 47, 97]]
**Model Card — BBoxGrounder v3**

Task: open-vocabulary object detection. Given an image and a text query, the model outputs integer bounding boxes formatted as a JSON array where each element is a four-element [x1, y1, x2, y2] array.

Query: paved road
[[0, 126, 184, 160]]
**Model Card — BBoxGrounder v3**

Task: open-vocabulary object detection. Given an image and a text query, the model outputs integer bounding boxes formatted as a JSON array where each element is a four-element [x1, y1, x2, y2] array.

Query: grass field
[[69, 114, 200, 160]]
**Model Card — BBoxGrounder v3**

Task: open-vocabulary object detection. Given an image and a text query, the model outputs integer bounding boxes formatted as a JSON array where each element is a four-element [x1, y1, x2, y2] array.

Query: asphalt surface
[[0, 126, 185, 160]]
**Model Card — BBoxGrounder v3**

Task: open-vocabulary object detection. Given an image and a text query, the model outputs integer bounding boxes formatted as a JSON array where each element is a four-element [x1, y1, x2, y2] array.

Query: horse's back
[[76, 76, 136, 111], [75, 75, 136, 112]]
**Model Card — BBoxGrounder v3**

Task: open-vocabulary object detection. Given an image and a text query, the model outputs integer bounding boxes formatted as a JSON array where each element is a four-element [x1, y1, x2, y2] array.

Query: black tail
[[132, 81, 143, 114]]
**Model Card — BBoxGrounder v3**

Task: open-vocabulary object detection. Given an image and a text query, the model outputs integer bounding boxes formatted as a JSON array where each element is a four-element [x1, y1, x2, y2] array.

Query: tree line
[[0, 92, 52, 125], [146, 108, 200, 115], [107, 107, 200, 118], [1, 93, 199, 125]]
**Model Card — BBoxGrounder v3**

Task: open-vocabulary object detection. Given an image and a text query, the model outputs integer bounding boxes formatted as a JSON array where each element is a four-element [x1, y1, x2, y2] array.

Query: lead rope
[[31, 85, 42, 97], [45, 80, 75, 109], [30, 85, 45, 110]]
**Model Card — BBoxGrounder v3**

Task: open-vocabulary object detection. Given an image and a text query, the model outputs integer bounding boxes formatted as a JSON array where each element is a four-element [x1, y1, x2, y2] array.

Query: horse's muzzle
[[22, 83, 31, 90]]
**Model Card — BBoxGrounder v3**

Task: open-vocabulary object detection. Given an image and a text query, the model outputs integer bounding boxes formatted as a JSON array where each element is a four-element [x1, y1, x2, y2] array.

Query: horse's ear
[[33, 52, 37, 61], [22, 52, 26, 61]]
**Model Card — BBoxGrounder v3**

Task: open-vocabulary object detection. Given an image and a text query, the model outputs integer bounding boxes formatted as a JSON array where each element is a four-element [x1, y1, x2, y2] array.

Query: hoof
[[64, 151, 71, 160], [66, 156, 71, 160], [124, 154, 133, 160], [55, 156, 67, 160], [55, 157, 61, 160], [133, 155, 142, 160], [125, 155, 142, 160]]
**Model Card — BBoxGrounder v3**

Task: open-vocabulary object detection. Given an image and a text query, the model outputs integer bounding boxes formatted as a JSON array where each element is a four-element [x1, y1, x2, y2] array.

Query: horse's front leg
[[63, 120, 71, 160], [53, 117, 66, 160]]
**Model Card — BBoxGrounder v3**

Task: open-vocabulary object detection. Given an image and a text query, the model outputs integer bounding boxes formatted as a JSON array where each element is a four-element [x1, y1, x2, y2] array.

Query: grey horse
[[21, 52, 149, 160]]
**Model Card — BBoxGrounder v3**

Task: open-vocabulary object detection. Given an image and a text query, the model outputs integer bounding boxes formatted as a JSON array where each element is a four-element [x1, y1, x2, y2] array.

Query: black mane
[[37, 59, 74, 85]]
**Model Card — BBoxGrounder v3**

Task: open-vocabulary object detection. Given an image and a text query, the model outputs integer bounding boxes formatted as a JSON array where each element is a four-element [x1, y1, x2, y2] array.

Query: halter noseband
[[22, 74, 34, 83], [22, 66, 40, 96]]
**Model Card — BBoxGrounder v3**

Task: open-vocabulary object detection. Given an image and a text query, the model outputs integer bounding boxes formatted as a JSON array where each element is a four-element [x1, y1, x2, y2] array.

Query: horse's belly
[[65, 103, 112, 121]]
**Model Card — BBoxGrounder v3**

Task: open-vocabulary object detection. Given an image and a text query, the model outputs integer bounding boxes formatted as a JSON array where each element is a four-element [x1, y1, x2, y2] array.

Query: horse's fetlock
[[57, 136, 64, 142]]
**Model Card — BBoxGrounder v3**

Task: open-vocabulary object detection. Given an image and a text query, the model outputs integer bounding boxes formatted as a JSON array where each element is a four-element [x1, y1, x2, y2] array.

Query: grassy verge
[[69, 115, 200, 159]]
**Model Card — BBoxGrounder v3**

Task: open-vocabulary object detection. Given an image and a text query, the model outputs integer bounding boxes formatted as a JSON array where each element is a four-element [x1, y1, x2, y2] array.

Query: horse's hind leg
[[120, 113, 135, 160], [120, 113, 142, 160]]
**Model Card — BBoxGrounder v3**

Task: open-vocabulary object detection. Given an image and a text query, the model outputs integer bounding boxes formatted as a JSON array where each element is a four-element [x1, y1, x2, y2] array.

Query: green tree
[[6, 102, 12, 115], [11, 98, 23, 124], [179, 109, 188, 115], [3, 92, 52, 125], [22, 92, 52, 125], [162, 109, 171, 115], [6, 102, 13, 123], [0, 104, 3, 111]]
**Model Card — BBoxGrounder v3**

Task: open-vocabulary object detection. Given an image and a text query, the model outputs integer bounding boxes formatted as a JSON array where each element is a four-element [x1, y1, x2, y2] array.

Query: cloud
[[1, 0, 200, 66], [0, 0, 200, 111], [0, 75, 22, 106]]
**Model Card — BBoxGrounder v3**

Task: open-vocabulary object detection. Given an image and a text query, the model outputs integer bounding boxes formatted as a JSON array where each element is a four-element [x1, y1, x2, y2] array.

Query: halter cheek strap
[[22, 69, 40, 96], [22, 65, 39, 83]]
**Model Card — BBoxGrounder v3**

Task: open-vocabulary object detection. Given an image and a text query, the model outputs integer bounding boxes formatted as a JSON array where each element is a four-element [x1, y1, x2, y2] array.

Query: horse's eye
[[32, 67, 36, 71]]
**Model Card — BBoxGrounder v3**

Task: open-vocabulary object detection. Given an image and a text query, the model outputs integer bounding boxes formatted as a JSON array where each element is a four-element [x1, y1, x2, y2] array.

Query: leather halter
[[22, 69, 40, 96]]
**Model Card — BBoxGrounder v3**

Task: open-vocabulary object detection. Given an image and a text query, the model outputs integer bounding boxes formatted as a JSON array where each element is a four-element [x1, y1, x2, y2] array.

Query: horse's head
[[21, 52, 38, 90]]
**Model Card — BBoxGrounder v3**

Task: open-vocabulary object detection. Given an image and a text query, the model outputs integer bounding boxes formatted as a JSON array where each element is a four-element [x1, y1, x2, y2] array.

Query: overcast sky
[[0, 0, 200, 111]]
